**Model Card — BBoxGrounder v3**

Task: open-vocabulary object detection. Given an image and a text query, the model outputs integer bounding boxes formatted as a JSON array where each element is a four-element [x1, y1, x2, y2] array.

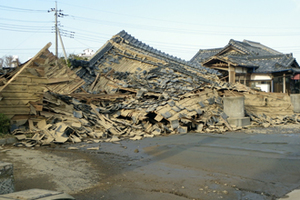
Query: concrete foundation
[[227, 117, 251, 127], [290, 94, 300, 113], [223, 96, 250, 127], [223, 96, 245, 118], [0, 162, 15, 195]]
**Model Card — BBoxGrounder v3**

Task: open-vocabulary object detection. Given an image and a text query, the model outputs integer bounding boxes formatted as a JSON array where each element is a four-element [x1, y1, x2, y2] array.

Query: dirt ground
[[2, 124, 300, 200]]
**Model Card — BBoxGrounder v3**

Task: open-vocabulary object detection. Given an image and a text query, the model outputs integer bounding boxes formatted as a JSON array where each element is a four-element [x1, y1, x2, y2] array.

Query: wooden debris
[[0, 43, 84, 119], [2, 39, 300, 148]]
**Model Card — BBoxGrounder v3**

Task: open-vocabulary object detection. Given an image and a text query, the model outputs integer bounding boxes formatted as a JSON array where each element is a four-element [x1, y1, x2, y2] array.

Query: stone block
[[290, 94, 300, 113], [0, 137, 17, 145], [0, 162, 15, 195], [227, 117, 250, 127], [223, 96, 245, 118]]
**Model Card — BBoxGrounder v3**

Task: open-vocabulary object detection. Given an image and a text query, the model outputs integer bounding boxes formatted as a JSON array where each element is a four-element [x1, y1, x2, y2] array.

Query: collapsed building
[[0, 30, 298, 147]]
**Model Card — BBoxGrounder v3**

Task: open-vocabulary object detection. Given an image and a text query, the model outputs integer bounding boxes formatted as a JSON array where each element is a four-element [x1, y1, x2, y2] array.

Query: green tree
[[0, 113, 10, 134]]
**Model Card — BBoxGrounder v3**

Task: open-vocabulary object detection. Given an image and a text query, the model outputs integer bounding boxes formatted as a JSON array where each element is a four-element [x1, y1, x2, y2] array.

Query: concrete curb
[[0, 137, 17, 145], [0, 162, 15, 194], [279, 190, 300, 200]]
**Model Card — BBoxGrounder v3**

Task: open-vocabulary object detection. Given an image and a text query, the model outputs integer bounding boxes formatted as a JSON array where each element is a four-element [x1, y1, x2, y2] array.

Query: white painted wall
[[77, 48, 95, 58], [256, 84, 270, 92], [250, 74, 272, 80]]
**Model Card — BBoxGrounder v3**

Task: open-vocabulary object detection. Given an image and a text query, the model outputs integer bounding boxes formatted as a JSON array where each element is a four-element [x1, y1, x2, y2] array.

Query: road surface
[[2, 125, 300, 200]]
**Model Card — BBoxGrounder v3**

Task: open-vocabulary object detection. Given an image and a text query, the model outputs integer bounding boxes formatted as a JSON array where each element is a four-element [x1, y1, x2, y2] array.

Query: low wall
[[0, 162, 15, 195], [290, 94, 300, 113]]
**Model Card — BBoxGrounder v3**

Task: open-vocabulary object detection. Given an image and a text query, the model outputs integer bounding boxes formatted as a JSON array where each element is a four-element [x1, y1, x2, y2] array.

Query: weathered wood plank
[[0, 107, 30, 114], [0, 92, 43, 98], [0, 42, 52, 93], [0, 100, 29, 105]]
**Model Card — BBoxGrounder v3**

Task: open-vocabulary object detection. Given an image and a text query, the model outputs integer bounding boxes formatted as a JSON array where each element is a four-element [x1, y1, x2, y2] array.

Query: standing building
[[191, 39, 300, 93], [77, 48, 95, 59]]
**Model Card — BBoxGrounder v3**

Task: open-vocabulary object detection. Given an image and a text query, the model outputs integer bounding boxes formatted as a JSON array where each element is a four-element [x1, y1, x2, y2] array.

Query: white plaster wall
[[250, 74, 272, 80]]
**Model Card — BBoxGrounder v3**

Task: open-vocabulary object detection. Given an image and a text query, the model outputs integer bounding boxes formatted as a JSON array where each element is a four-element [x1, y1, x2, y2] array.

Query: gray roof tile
[[191, 39, 300, 74], [113, 30, 219, 74]]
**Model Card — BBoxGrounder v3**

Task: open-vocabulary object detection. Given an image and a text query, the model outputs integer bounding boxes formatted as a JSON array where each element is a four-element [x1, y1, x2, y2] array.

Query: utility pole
[[55, 1, 58, 57], [58, 29, 68, 63], [48, 1, 69, 61]]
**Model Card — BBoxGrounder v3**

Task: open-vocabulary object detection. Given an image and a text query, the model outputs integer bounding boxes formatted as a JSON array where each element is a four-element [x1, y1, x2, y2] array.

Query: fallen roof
[[90, 30, 219, 72], [71, 30, 221, 93], [0, 42, 84, 118]]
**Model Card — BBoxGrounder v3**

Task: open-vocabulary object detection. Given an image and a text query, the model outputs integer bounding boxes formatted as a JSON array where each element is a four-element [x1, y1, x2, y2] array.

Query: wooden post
[[283, 73, 286, 93], [271, 80, 273, 92], [228, 64, 235, 83]]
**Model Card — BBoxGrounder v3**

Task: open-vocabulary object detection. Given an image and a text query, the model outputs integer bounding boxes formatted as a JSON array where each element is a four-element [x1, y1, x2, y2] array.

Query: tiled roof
[[116, 30, 187, 64], [191, 39, 300, 74], [218, 39, 282, 57], [112, 30, 219, 75], [190, 48, 223, 64], [250, 54, 299, 73], [75, 31, 222, 91]]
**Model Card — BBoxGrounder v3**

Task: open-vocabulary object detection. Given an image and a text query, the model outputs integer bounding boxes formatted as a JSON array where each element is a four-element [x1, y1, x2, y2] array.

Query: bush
[[0, 113, 10, 134]]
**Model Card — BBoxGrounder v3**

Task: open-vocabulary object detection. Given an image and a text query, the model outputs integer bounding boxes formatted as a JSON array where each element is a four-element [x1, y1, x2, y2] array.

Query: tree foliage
[[0, 113, 10, 134], [59, 53, 88, 67], [0, 55, 19, 68]]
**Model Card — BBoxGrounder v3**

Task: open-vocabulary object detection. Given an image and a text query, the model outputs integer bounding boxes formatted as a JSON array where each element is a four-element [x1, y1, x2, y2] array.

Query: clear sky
[[1, 0, 300, 63]]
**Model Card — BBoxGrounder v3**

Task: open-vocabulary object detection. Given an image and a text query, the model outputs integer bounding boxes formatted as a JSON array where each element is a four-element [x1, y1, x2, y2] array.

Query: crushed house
[[0, 31, 298, 147], [71, 30, 220, 94], [0, 42, 84, 122], [190, 39, 300, 94]]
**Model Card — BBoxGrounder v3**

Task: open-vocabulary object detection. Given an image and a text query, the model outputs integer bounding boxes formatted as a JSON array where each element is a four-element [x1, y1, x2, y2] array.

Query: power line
[[0, 17, 52, 23], [60, 2, 300, 30], [0, 22, 50, 29], [0, 5, 46, 12], [66, 14, 300, 37]]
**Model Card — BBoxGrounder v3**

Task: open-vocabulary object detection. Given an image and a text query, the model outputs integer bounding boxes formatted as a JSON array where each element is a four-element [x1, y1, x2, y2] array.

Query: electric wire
[[60, 2, 300, 30], [1, 3, 300, 61], [0, 5, 46, 12]]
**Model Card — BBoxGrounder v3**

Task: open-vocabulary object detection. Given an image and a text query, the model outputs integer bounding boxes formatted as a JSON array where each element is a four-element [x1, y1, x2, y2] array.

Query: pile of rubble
[[11, 68, 299, 147], [1, 31, 299, 147]]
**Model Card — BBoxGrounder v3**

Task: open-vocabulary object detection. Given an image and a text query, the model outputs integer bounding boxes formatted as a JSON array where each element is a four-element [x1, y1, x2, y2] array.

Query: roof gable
[[88, 30, 220, 74]]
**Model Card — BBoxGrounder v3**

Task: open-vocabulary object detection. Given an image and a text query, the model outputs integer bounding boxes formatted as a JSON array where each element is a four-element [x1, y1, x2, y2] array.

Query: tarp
[[291, 74, 300, 80]]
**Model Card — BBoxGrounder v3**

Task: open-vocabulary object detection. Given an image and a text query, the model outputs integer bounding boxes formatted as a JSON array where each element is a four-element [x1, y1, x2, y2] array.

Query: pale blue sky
[[1, 0, 300, 62]]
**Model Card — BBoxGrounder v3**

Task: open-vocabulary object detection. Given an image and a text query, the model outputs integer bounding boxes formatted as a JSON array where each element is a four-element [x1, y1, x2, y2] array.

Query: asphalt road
[[72, 125, 300, 200], [2, 125, 300, 200]]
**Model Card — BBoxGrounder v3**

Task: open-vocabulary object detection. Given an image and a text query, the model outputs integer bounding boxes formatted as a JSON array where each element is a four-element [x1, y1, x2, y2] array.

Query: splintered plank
[[0, 107, 30, 115]]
